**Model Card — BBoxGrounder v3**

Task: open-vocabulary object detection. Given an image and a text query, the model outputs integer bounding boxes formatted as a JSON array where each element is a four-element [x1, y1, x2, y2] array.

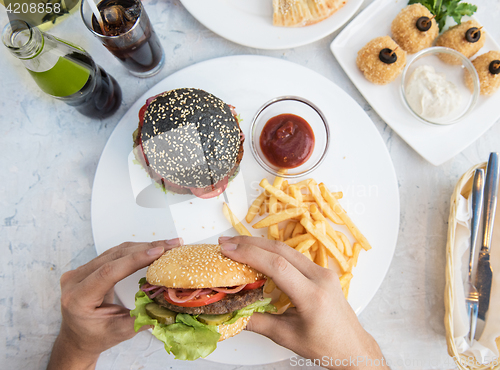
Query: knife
[[475, 152, 500, 340]]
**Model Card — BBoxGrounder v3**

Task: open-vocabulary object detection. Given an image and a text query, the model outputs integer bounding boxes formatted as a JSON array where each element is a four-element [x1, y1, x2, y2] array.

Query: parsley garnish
[[408, 0, 477, 31]]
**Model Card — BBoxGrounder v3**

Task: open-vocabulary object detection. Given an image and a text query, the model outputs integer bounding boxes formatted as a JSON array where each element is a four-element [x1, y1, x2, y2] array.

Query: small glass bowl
[[401, 47, 479, 126], [249, 96, 330, 178]]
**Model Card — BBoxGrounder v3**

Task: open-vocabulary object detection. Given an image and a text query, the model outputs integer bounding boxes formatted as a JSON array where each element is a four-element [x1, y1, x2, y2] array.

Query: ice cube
[[102, 5, 125, 26], [124, 3, 140, 22]]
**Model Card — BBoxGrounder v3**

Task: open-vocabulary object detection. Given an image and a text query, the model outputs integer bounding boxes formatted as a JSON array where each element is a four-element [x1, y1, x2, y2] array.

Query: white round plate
[[179, 0, 364, 50], [91, 55, 400, 365]]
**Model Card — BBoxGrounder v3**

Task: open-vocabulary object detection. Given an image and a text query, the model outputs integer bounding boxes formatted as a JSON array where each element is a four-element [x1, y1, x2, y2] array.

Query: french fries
[[315, 244, 329, 268], [222, 174, 372, 305], [284, 222, 296, 241], [300, 217, 350, 272], [319, 183, 372, 251], [253, 207, 306, 229], [269, 226, 279, 240], [310, 249, 317, 261], [308, 180, 344, 225], [279, 228, 285, 242], [309, 204, 344, 253], [289, 185, 303, 203], [337, 231, 353, 257], [342, 284, 350, 299], [222, 203, 252, 236], [246, 192, 267, 223], [268, 195, 279, 239], [340, 272, 353, 288], [259, 201, 266, 216], [332, 191, 343, 199], [350, 243, 363, 270], [267, 227, 275, 240], [292, 222, 305, 237], [273, 176, 285, 190], [260, 179, 301, 208], [314, 220, 326, 235], [284, 233, 314, 247], [340, 272, 353, 298], [268, 177, 284, 239], [295, 238, 315, 253], [294, 178, 313, 190], [269, 192, 279, 214], [301, 194, 315, 202], [303, 249, 313, 261]]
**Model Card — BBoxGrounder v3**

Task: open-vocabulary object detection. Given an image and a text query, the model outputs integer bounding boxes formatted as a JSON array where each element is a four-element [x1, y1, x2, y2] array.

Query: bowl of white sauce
[[401, 47, 479, 125]]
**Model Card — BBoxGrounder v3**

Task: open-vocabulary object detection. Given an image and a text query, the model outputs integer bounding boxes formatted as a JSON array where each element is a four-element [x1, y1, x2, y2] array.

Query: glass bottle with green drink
[[2, 20, 121, 118]]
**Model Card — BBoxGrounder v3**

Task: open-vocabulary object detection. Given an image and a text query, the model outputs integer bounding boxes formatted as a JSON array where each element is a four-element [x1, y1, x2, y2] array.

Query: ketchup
[[260, 114, 315, 169]]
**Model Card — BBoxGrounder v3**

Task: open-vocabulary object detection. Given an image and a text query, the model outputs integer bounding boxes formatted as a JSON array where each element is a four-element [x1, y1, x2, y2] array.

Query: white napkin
[[453, 192, 500, 363], [127, 149, 250, 244]]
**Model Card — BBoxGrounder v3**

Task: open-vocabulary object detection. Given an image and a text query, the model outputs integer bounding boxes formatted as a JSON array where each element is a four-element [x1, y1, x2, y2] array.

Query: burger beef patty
[[154, 287, 264, 315]]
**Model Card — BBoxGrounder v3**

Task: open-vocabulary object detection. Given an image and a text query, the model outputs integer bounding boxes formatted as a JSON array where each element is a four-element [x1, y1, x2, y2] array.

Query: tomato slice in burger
[[242, 279, 266, 290], [164, 291, 227, 307], [189, 176, 229, 199], [138, 103, 148, 123]]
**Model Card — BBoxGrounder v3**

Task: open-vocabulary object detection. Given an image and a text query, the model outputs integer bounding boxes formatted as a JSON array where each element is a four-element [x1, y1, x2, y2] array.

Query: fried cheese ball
[[436, 20, 486, 64], [465, 51, 500, 95], [391, 4, 439, 54], [356, 36, 407, 85]]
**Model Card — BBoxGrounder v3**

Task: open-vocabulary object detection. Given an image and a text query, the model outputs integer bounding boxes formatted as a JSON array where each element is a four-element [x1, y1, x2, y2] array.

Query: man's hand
[[47, 238, 183, 370], [218, 236, 388, 370]]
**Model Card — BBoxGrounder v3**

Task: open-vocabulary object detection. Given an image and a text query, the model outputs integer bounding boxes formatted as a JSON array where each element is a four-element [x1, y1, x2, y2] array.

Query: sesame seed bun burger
[[130, 244, 276, 361], [132, 88, 244, 199]]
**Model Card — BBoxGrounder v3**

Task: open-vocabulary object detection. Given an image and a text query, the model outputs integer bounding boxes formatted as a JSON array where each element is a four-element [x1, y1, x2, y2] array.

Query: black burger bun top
[[141, 88, 241, 188]]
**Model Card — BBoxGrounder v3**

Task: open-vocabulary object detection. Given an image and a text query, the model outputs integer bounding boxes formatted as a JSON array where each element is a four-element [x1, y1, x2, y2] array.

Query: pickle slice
[[145, 303, 177, 325], [198, 313, 233, 326]]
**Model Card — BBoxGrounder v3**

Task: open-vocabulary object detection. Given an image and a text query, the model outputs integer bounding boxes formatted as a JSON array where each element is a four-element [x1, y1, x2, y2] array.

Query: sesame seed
[[140, 88, 241, 189], [145, 244, 264, 289]]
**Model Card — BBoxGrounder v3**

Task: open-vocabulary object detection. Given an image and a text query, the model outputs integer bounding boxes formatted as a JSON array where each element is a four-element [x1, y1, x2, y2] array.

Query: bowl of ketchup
[[250, 96, 330, 178]]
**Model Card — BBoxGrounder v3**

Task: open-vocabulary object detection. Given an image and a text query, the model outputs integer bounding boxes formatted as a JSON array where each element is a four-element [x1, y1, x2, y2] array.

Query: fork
[[465, 168, 484, 344]]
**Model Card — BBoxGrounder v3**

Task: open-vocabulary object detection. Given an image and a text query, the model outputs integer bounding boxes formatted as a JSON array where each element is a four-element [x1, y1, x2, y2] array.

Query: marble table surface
[[1, 0, 500, 369]]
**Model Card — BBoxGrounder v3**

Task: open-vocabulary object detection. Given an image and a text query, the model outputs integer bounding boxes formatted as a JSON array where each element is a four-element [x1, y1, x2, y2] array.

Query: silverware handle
[[469, 169, 484, 278], [468, 301, 479, 344], [482, 152, 500, 253]]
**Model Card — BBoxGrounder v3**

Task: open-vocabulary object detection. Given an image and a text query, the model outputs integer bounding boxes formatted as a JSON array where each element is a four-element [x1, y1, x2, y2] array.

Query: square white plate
[[330, 0, 500, 166]]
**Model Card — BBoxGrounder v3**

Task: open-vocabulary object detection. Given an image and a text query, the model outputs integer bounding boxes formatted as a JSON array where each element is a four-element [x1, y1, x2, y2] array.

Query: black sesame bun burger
[[132, 88, 244, 199], [131, 244, 276, 361]]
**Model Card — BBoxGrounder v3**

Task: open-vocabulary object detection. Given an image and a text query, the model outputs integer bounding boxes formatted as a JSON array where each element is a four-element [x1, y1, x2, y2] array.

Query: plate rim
[[179, 0, 364, 50]]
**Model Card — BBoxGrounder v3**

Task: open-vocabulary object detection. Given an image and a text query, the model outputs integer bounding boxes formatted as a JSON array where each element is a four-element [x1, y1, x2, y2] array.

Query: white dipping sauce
[[405, 65, 461, 120]]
